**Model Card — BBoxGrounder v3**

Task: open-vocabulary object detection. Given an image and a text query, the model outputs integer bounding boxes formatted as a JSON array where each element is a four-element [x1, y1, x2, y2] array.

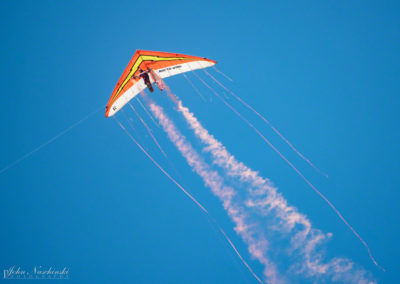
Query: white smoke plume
[[171, 99, 376, 283], [191, 72, 382, 272], [149, 102, 282, 284]]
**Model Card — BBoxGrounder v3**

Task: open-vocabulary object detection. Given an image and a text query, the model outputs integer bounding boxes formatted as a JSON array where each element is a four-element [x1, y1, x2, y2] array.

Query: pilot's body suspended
[[139, 69, 154, 92]]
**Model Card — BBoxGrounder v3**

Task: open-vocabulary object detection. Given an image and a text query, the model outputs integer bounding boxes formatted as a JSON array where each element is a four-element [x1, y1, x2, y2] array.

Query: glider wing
[[106, 50, 216, 117]]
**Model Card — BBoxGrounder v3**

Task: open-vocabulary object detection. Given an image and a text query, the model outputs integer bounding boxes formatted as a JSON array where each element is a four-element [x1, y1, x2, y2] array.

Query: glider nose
[[105, 105, 116, 117]]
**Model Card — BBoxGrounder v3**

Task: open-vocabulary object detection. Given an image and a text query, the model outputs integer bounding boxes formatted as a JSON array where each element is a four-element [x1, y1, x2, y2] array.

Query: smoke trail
[[148, 102, 281, 284], [160, 74, 381, 271], [128, 102, 168, 160], [115, 115, 267, 284], [183, 73, 207, 102], [191, 71, 383, 270], [174, 97, 380, 280], [0, 105, 103, 175], [204, 70, 328, 178]]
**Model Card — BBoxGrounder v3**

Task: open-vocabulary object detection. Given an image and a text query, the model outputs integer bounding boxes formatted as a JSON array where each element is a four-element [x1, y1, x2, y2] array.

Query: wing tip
[[105, 106, 113, 118]]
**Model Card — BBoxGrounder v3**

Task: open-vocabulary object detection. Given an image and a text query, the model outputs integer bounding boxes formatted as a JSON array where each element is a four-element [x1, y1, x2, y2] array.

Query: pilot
[[139, 69, 150, 85], [139, 68, 154, 92]]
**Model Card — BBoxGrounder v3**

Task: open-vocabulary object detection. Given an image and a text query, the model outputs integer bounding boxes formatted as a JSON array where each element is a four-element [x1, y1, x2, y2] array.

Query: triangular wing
[[105, 50, 216, 117]]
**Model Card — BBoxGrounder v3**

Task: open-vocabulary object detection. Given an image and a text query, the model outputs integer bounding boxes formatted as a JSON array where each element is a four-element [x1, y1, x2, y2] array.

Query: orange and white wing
[[106, 50, 216, 117]]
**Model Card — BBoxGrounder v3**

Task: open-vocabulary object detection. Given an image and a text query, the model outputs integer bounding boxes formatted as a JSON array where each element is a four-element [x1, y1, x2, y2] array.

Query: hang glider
[[105, 50, 217, 117]]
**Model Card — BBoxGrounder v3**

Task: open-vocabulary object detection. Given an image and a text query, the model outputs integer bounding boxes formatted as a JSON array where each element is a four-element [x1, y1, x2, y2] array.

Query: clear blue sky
[[1, 1, 399, 283]]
